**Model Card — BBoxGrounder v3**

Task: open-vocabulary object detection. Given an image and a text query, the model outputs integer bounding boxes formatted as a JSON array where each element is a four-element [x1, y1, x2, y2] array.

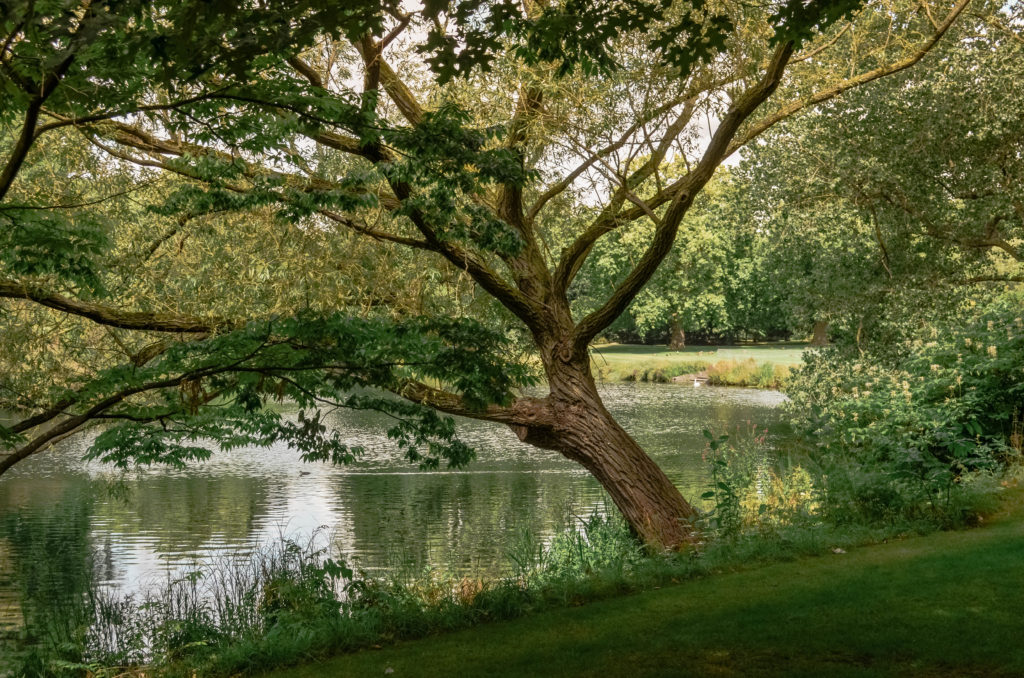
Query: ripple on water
[[0, 383, 789, 593]]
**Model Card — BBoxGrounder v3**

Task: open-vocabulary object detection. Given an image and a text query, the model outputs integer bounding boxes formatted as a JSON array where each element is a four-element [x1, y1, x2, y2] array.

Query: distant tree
[[735, 4, 1024, 352], [574, 174, 786, 346]]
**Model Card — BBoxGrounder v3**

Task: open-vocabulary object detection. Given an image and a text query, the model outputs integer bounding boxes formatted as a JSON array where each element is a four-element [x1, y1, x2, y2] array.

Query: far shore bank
[[589, 342, 809, 389]]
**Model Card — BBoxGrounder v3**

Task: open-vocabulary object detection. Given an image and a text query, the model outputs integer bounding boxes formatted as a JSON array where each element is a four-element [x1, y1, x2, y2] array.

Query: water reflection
[[0, 384, 787, 632], [0, 484, 97, 646]]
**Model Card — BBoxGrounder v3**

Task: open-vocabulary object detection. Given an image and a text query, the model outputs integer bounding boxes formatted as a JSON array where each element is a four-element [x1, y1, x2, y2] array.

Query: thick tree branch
[[1, 99, 51, 202], [404, 208, 544, 326], [0, 279, 221, 333], [963, 274, 1024, 284], [310, 129, 376, 159], [374, 57, 425, 125], [0, 373, 195, 477], [379, 11, 412, 51], [353, 39, 424, 125], [497, 84, 562, 306], [33, 90, 230, 137], [552, 97, 698, 292], [570, 42, 796, 357], [501, 85, 543, 238], [346, 45, 546, 330], [724, 0, 972, 158], [287, 55, 324, 88], [0, 5, 108, 201], [9, 340, 174, 436], [395, 379, 553, 431]]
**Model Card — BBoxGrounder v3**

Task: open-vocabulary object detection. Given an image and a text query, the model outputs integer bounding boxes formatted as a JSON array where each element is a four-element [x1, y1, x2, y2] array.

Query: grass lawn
[[591, 343, 809, 367], [265, 489, 1024, 678], [588, 343, 808, 385]]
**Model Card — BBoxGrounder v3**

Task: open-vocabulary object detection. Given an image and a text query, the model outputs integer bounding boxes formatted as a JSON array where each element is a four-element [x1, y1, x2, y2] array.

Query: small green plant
[[542, 511, 643, 579], [504, 525, 547, 585], [700, 431, 745, 538]]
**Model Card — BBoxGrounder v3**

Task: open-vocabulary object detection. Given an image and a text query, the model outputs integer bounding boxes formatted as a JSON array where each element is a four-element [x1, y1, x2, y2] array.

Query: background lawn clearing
[[590, 343, 807, 385]]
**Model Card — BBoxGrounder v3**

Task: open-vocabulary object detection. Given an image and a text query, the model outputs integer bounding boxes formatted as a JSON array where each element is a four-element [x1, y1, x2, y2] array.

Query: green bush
[[785, 295, 1024, 523]]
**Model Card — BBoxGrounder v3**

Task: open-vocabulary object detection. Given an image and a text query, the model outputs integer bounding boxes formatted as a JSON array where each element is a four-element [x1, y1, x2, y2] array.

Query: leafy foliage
[[734, 9, 1024, 345], [420, 0, 863, 82], [0, 314, 536, 471], [0, 0, 991, 549], [573, 174, 788, 343], [786, 292, 1024, 520], [0, 207, 109, 290]]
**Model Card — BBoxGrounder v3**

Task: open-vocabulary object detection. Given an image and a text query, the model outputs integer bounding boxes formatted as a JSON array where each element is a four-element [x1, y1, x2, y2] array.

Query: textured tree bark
[[547, 404, 700, 549], [809, 320, 830, 346], [511, 345, 700, 550], [668, 314, 686, 350]]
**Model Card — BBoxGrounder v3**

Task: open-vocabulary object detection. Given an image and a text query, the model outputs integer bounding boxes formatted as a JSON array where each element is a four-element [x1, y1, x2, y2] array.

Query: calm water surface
[[0, 384, 786, 629]]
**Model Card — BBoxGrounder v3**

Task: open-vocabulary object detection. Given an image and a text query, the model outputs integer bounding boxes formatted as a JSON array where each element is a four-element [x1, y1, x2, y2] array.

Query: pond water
[[0, 384, 787, 633]]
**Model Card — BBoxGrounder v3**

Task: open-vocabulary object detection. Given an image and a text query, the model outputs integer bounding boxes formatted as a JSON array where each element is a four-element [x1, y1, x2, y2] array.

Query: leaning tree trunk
[[512, 351, 700, 549], [667, 313, 686, 350]]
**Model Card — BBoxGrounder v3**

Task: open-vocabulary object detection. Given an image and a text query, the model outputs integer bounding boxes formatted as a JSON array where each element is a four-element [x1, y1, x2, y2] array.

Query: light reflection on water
[[0, 384, 787, 612]]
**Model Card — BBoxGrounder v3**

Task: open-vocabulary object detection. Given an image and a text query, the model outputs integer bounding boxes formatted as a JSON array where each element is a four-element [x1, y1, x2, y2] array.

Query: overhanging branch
[[394, 379, 552, 429], [724, 0, 972, 158], [0, 279, 221, 333]]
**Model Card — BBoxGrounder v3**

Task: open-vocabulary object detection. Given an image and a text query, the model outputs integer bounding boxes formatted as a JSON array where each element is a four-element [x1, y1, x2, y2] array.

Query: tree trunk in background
[[668, 314, 686, 350], [809, 320, 830, 346]]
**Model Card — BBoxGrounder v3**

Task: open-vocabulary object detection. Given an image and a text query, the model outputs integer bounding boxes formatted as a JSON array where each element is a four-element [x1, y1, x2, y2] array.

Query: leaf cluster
[[786, 292, 1024, 493], [0, 314, 535, 472], [419, 0, 864, 83]]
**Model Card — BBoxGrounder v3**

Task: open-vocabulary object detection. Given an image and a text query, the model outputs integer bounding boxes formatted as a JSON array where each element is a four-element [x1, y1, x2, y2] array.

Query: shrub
[[785, 294, 1024, 523]]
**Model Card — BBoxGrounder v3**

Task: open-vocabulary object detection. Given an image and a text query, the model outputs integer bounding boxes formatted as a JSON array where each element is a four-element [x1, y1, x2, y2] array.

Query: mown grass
[[266, 487, 1024, 678], [590, 343, 804, 387]]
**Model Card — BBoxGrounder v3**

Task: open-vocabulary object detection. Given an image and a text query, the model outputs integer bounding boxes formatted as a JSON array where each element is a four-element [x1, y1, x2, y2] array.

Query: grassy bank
[[590, 343, 806, 387], [8, 472, 1014, 677], [10, 423, 1012, 678], [268, 487, 1024, 678]]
